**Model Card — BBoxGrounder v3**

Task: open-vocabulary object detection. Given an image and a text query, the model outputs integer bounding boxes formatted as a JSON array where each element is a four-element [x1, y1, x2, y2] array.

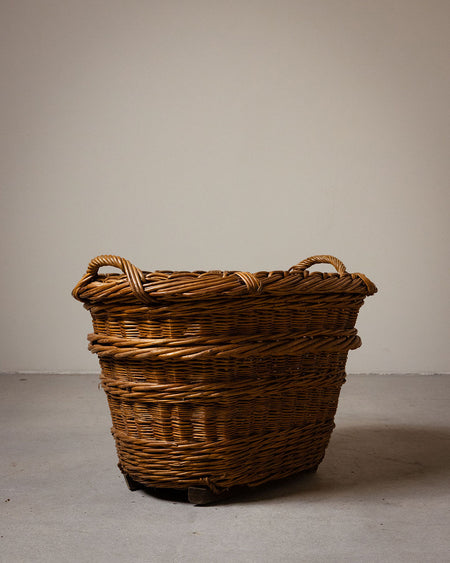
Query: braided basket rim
[[72, 255, 377, 304]]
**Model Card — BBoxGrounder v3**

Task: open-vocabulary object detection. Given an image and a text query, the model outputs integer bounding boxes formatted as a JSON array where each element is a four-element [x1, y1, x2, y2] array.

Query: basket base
[[120, 464, 319, 505]]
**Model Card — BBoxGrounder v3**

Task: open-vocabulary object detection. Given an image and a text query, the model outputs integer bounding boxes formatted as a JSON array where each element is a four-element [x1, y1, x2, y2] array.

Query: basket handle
[[288, 255, 347, 275], [72, 255, 151, 304]]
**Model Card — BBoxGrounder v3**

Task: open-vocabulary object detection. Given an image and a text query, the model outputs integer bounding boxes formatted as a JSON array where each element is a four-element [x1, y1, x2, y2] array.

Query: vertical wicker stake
[[73, 254, 376, 504]]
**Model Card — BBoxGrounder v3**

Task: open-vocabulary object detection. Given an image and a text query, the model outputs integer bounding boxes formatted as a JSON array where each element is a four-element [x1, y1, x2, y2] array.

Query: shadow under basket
[[72, 254, 376, 504]]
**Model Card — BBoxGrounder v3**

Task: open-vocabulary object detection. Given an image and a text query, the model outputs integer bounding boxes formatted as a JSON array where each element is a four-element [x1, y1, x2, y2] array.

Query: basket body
[[73, 255, 376, 493]]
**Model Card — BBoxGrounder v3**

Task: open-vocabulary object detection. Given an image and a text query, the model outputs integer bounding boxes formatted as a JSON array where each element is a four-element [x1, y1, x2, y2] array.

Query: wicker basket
[[72, 254, 376, 501]]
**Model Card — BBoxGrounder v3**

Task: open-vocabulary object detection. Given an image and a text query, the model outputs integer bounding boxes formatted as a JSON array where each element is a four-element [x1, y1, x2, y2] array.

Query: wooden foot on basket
[[188, 486, 231, 505], [123, 473, 143, 492], [304, 464, 319, 474]]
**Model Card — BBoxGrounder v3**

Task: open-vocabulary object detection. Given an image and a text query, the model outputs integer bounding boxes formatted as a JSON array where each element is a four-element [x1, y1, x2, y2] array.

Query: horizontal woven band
[[100, 368, 346, 403], [85, 293, 366, 318], [88, 329, 361, 360]]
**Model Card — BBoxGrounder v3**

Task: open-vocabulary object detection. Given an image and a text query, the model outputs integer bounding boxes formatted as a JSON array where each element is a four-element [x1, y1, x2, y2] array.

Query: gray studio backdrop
[[1, 1, 449, 373]]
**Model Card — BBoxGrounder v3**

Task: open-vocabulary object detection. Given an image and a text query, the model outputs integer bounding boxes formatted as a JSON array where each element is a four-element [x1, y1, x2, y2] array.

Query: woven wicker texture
[[73, 254, 376, 493]]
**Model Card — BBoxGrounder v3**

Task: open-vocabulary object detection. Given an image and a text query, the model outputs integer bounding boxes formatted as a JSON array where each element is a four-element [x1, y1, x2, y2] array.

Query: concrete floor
[[1, 373, 449, 563]]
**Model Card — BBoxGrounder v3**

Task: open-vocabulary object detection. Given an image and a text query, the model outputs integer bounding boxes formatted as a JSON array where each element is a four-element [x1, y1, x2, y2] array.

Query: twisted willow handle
[[289, 255, 347, 275], [289, 255, 377, 295], [72, 254, 152, 304]]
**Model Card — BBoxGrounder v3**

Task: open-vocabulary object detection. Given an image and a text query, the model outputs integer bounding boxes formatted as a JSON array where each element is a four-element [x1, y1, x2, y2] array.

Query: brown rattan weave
[[72, 254, 376, 496]]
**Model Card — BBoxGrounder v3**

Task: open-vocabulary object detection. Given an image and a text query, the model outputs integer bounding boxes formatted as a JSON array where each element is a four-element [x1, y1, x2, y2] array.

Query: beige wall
[[1, 1, 449, 373]]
